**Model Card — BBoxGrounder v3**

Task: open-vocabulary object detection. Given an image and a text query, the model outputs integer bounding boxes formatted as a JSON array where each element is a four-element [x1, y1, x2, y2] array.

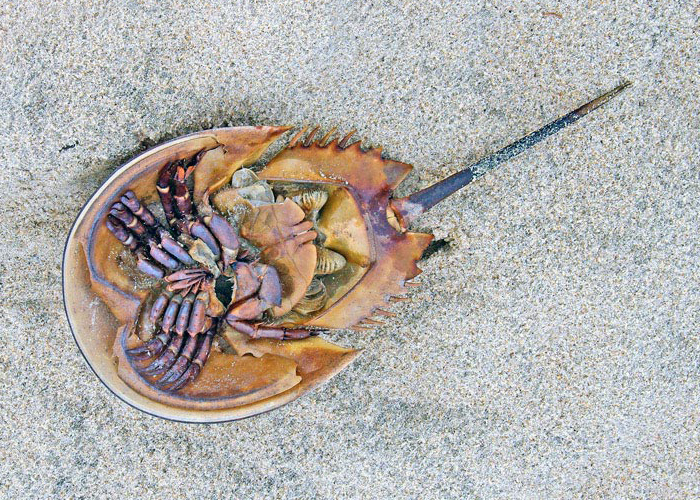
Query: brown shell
[[239, 199, 317, 317], [64, 85, 628, 421], [258, 133, 433, 329], [64, 127, 362, 422]]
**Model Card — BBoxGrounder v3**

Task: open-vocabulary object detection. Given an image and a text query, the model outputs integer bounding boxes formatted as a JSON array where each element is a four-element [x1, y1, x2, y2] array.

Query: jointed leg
[[142, 332, 185, 376], [106, 188, 196, 278], [227, 320, 321, 340], [168, 329, 215, 391], [158, 334, 199, 387], [127, 330, 172, 360], [156, 161, 179, 228]]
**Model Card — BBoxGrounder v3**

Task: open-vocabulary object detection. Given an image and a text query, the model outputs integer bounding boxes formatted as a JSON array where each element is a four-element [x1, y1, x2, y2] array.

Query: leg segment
[[169, 329, 215, 391], [136, 249, 165, 279], [156, 153, 224, 259], [148, 242, 180, 270], [110, 202, 148, 236], [201, 190, 240, 269], [120, 191, 158, 228], [161, 294, 183, 333], [157, 161, 178, 226], [149, 290, 173, 323], [225, 297, 268, 324], [227, 320, 321, 340], [142, 332, 185, 376], [157, 228, 194, 265], [188, 220, 220, 258], [187, 291, 209, 335], [107, 190, 194, 278], [157, 334, 199, 387], [174, 294, 195, 335], [173, 164, 194, 217], [126, 330, 172, 360], [105, 215, 138, 250]]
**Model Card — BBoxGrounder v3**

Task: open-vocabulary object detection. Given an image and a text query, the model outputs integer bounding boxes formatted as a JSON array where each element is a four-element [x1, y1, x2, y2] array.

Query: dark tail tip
[[391, 81, 631, 228]]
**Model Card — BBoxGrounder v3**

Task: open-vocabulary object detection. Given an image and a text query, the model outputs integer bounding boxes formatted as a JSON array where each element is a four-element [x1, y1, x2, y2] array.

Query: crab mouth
[[214, 273, 234, 308]]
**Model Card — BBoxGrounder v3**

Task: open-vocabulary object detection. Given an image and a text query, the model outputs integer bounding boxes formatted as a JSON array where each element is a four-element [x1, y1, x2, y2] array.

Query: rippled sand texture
[[1, 1, 698, 497]]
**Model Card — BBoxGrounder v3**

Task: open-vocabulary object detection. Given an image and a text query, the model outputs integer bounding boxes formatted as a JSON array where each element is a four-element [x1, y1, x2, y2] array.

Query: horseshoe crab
[[63, 83, 629, 422]]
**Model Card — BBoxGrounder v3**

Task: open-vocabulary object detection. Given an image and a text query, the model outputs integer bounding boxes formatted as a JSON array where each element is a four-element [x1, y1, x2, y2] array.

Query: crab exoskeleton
[[65, 83, 629, 419], [106, 158, 335, 391]]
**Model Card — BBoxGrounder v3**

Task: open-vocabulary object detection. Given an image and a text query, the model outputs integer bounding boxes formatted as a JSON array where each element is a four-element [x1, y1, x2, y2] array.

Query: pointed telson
[[391, 82, 631, 227]]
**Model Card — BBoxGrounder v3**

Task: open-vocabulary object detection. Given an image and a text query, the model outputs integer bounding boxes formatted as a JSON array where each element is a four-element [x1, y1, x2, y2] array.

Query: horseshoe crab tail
[[390, 81, 631, 228]]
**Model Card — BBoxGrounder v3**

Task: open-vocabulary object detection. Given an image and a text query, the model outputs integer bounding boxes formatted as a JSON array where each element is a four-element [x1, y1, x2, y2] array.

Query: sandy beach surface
[[1, 0, 698, 497]]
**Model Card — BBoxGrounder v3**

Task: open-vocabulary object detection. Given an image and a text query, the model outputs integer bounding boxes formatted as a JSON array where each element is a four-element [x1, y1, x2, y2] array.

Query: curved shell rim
[[62, 127, 359, 424]]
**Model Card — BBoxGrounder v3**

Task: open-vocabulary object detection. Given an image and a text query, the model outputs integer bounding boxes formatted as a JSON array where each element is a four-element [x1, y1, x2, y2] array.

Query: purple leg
[[136, 249, 165, 279], [227, 320, 322, 340], [149, 291, 172, 324], [120, 190, 159, 228], [126, 331, 172, 360], [157, 334, 199, 387], [157, 161, 178, 226], [106, 215, 138, 250], [142, 333, 185, 376], [169, 330, 215, 391]]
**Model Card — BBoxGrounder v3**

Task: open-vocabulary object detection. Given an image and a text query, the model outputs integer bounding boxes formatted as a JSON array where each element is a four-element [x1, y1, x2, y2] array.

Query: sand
[[1, 0, 698, 497]]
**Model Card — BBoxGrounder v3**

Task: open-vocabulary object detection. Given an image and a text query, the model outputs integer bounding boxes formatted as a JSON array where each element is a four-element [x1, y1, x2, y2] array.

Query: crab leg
[[201, 190, 240, 268], [174, 294, 195, 335], [173, 165, 194, 217], [148, 242, 180, 270], [142, 332, 185, 376], [225, 263, 284, 327], [187, 291, 209, 335], [166, 276, 203, 292], [133, 330, 175, 364], [126, 330, 172, 360], [188, 220, 220, 258], [165, 268, 208, 281], [105, 215, 138, 250], [157, 228, 194, 265], [167, 274, 204, 286], [136, 249, 165, 279], [108, 189, 197, 279], [158, 153, 222, 255], [109, 188, 197, 278], [110, 203, 148, 236], [156, 162, 178, 226], [120, 191, 158, 228], [163, 269, 211, 296], [157, 333, 200, 387], [169, 330, 215, 391], [149, 290, 173, 323], [225, 297, 268, 324], [226, 261, 320, 340], [161, 294, 183, 333], [228, 321, 321, 340]]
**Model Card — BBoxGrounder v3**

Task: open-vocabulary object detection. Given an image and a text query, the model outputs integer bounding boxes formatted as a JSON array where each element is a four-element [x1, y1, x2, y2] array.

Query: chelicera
[[66, 83, 628, 418]]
